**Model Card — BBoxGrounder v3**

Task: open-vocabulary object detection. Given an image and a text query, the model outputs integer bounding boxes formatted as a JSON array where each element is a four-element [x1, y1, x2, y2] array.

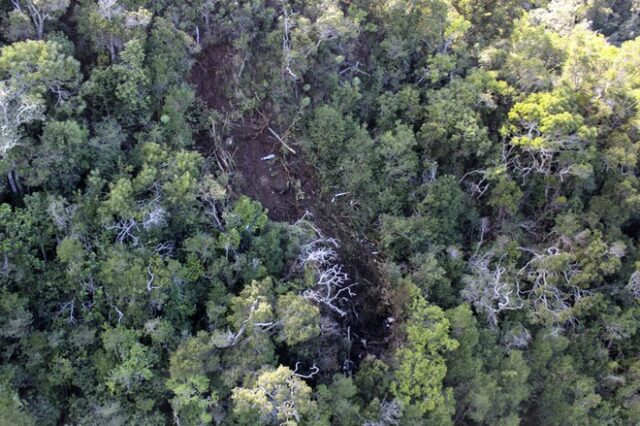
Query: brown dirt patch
[[190, 42, 393, 364], [225, 120, 322, 222], [190, 43, 321, 222], [191, 43, 235, 112]]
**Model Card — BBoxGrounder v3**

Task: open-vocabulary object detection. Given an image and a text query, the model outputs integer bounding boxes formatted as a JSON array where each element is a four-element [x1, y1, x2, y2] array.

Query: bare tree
[[97, 0, 124, 60], [12, 0, 69, 39], [516, 245, 590, 326], [142, 205, 167, 230], [105, 291, 125, 325], [146, 265, 161, 292], [280, 0, 298, 81], [299, 236, 339, 266], [154, 241, 175, 258], [58, 299, 77, 324], [501, 324, 532, 349], [460, 169, 491, 199], [0, 82, 45, 159], [302, 264, 355, 317], [625, 271, 640, 300], [363, 399, 402, 426], [298, 231, 356, 317], [47, 197, 76, 230], [462, 251, 523, 327], [107, 218, 140, 245]]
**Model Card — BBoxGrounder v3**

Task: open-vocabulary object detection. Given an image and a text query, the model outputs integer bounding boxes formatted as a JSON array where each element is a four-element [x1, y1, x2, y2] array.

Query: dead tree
[[105, 292, 125, 326], [154, 241, 175, 258], [517, 245, 587, 326], [12, 0, 69, 39], [299, 236, 339, 266], [363, 400, 402, 426], [107, 218, 139, 245], [58, 300, 77, 324], [626, 271, 640, 300], [298, 232, 356, 317], [280, 0, 298, 81], [459, 169, 491, 199], [462, 252, 523, 327], [302, 264, 355, 317], [142, 205, 167, 230], [501, 325, 532, 349], [47, 198, 76, 231], [146, 265, 161, 292]]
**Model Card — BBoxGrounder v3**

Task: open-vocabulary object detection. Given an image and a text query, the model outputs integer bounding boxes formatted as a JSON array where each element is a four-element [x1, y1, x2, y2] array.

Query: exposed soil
[[191, 44, 236, 113], [225, 120, 321, 223], [190, 43, 393, 367]]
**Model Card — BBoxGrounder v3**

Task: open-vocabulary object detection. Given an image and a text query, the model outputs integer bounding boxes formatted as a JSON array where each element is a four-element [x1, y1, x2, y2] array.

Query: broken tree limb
[[268, 127, 296, 154], [331, 192, 350, 202]]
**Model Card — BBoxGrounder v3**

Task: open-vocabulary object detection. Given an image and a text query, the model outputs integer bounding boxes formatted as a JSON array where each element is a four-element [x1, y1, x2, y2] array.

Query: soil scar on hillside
[[190, 43, 393, 365]]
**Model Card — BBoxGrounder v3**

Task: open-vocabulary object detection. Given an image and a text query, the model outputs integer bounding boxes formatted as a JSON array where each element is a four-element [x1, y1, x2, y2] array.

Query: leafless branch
[[107, 218, 139, 245], [268, 127, 296, 154], [293, 362, 319, 379]]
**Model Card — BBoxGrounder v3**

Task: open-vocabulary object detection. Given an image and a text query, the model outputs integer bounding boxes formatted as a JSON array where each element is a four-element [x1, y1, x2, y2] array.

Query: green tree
[[231, 365, 317, 425], [0, 39, 81, 104], [501, 89, 596, 181], [0, 40, 80, 161], [82, 38, 151, 126], [391, 286, 458, 418], [0, 384, 35, 426], [23, 120, 89, 192], [100, 327, 157, 395], [317, 374, 361, 425], [276, 294, 320, 345], [75, 0, 151, 60], [166, 332, 219, 425], [452, 0, 523, 43]]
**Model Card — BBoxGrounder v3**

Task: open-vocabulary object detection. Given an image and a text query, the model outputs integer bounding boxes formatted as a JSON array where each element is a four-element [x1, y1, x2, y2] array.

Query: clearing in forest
[[190, 43, 393, 363]]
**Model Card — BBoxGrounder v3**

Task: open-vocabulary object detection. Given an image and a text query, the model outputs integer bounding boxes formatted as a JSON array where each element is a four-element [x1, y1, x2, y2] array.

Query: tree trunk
[[7, 169, 19, 194]]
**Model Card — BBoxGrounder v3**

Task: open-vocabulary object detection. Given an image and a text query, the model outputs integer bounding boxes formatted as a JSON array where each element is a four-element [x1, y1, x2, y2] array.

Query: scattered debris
[[331, 192, 350, 202]]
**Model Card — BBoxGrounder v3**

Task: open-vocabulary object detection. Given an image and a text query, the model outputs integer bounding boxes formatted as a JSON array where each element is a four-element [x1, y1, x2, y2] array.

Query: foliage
[[0, 1, 639, 425]]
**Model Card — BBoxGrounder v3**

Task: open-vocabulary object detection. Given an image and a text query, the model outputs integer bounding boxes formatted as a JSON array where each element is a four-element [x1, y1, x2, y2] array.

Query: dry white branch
[[154, 241, 175, 257], [626, 271, 640, 299], [462, 252, 524, 327], [460, 169, 491, 198], [302, 261, 355, 316], [268, 127, 296, 154], [107, 218, 140, 245], [293, 362, 319, 379], [113, 305, 124, 325], [261, 154, 276, 161], [298, 227, 355, 317], [0, 82, 45, 159], [58, 300, 76, 324], [142, 205, 167, 230], [299, 237, 339, 266], [516, 245, 585, 325], [280, 0, 298, 81], [363, 399, 402, 426], [146, 265, 161, 292]]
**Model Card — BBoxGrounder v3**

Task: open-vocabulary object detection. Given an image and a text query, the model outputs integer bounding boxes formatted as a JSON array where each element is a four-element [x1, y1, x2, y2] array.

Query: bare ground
[[190, 43, 394, 365]]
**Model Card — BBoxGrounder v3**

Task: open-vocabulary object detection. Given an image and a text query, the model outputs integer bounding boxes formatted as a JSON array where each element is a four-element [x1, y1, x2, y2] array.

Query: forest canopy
[[1, 0, 640, 425]]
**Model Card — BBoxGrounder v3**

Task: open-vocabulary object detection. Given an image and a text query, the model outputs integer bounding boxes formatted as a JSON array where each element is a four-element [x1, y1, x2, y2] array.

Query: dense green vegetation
[[1, 0, 640, 424]]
